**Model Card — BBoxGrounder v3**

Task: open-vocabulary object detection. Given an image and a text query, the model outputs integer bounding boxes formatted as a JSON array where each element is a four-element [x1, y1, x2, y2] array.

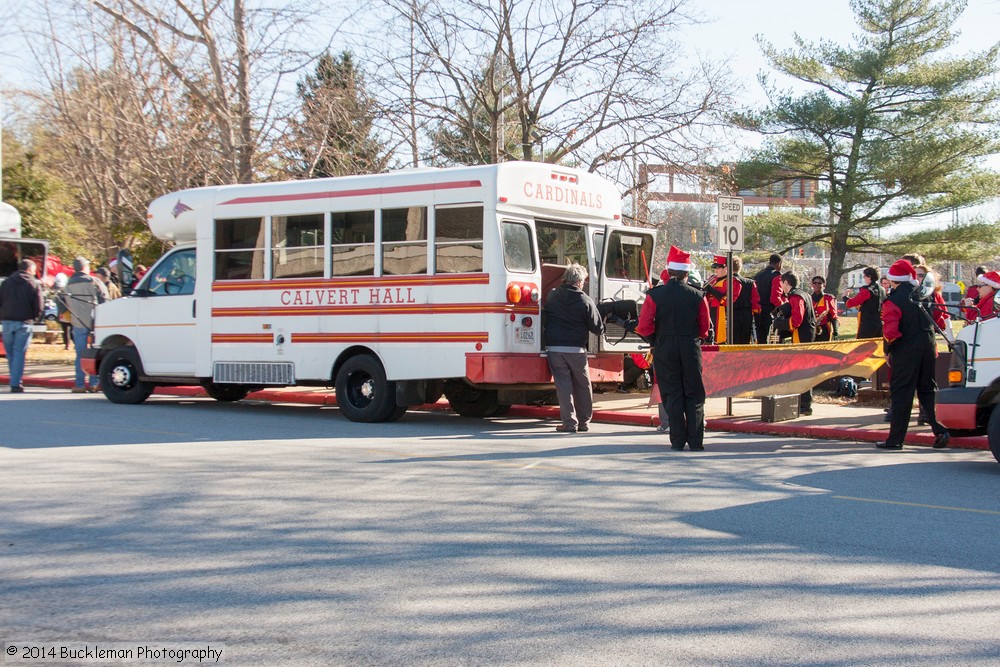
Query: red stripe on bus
[[292, 332, 489, 344], [218, 180, 483, 206], [212, 273, 490, 291], [211, 303, 538, 317], [212, 334, 273, 343]]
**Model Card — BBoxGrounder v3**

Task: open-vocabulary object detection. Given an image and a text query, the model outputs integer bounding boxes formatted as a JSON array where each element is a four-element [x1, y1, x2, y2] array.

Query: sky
[[686, 0, 1000, 106], [679, 0, 1000, 231]]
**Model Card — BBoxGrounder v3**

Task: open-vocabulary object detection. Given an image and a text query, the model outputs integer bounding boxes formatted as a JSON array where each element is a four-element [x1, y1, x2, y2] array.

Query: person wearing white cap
[[636, 246, 711, 451], [877, 259, 950, 450], [970, 270, 999, 320]]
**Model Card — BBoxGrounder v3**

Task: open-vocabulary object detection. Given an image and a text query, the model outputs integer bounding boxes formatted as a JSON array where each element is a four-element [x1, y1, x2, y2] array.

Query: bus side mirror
[[116, 248, 135, 296]]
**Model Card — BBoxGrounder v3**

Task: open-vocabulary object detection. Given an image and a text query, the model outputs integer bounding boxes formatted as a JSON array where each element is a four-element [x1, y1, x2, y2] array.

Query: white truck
[[936, 307, 1000, 463]]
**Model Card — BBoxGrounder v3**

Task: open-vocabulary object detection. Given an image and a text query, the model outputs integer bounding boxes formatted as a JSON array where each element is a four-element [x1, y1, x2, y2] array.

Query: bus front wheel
[[335, 355, 402, 423], [99, 348, 154, 405]]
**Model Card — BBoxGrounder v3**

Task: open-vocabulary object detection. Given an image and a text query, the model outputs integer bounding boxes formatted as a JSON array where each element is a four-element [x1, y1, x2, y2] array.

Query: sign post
[[717, 196, 744, 416]]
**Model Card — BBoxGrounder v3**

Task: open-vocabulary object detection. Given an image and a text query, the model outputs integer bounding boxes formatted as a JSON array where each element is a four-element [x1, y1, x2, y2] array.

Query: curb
[[6, 373, 990, 451]]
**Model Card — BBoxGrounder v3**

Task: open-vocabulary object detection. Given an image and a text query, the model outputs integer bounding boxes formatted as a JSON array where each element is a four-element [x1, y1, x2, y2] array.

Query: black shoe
[[555, 425, 576, 433], [578, 424, 589, 432], [876, 441, 903, 450], [933, 432, 950, 449], [800, 409, 813, 416], [670, 445, 685, 451], [10, 386, 24, 393]]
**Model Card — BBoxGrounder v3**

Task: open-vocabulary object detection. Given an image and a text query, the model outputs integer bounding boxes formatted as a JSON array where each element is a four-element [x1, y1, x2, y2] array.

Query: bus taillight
[[506, 282, 540, 304]]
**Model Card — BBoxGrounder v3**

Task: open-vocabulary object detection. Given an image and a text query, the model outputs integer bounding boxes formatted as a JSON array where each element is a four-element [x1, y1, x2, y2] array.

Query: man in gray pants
[[543, 264, 604, 433]]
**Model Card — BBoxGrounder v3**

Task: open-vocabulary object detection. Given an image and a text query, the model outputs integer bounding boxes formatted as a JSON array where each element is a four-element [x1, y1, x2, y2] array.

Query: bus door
[[596, 226, 655, 350], [131, 247, 198, 375], [535, 219, 590, 306]]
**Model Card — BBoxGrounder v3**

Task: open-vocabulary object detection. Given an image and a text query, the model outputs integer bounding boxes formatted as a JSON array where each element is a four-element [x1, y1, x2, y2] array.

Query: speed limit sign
[[717, 196, 744, 252]]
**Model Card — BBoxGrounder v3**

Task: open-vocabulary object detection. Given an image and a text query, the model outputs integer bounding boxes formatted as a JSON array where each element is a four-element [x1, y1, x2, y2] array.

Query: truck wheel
[[988, 407, 1000, 465], [99, 348, 153, 405], [204, 383, 251, 402], [335, 355, 399, 423], [444, 380, 503, 418]]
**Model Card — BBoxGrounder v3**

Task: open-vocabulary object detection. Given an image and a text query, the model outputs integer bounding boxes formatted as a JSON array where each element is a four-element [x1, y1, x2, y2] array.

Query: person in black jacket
[[0, 259, 45, 392], [845, 266, 885, 338], [753, 253, 786, 342], [635, 246, 711, 451], [877, 260, 950, 450], [543, 264, 604, 433]]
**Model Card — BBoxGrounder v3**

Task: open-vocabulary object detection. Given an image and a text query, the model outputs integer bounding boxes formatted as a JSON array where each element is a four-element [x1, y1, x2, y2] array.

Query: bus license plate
[[516, 327, 534, 344]]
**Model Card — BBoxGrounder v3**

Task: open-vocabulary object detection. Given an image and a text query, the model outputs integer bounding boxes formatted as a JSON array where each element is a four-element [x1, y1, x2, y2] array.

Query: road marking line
[[833, 495, 1000, 516]]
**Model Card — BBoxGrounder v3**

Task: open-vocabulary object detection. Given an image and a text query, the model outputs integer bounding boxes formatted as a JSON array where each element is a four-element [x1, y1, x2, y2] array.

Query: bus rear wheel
[[99, 347, 153, 405], [444, 380, 507, 418], [204, 383, 252, 402], [335, 355, 402, 423]]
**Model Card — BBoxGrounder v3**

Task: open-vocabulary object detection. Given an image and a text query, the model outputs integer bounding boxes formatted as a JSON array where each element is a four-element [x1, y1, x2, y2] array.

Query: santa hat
[[886, 259, 917, 284], [666, 245, 693, 271], [977, 270, 1000, 289], [711, 255, 727, 268]]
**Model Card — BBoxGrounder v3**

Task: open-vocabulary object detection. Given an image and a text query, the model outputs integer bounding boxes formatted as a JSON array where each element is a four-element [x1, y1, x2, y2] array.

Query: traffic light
[[691, 228, 697, 244], [798, 247, 804, 258]]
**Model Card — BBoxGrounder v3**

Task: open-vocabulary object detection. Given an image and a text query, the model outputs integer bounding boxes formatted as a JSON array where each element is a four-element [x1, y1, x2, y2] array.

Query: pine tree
[[291, 52, 388, 178], [734, 0, 1000, 290]]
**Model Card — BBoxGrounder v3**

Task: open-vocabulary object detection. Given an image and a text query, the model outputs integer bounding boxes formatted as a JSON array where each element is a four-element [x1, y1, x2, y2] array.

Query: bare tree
[[87, 0, 334, 184], [369, 0, 734, 193]]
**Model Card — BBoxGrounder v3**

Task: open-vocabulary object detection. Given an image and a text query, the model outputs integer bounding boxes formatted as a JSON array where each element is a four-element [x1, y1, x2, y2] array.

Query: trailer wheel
[[335, 355, 399, 423], [99, 348, 153, 405], [988, 406, 1000, 465], [204, 383, 251, 402], [444, 380, 504, 418]]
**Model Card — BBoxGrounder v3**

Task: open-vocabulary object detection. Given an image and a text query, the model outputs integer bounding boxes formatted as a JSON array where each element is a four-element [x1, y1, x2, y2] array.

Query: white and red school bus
[[86, 162, 654, 421]]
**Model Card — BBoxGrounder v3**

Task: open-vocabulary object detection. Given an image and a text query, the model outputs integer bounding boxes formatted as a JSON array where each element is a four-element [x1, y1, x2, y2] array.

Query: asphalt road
[[2, 389, 999, 666]]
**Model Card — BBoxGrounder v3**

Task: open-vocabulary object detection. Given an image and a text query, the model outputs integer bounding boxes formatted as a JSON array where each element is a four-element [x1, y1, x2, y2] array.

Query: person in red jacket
[[810, 275, 839, 341], [703, 255, 742, 344], [845, 266, 885, 338], [877, 259, 950, 450], [970, 270, 999, 320], [776, 272, 817, 416], [636, 246, 711, 451]]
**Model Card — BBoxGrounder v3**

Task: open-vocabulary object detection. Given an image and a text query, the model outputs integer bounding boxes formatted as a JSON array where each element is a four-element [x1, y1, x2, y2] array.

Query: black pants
[[754, 312, 772, 344], [652, 337, 705, 449], [732, 314, 754, 344], [886, 341, 946, 446]]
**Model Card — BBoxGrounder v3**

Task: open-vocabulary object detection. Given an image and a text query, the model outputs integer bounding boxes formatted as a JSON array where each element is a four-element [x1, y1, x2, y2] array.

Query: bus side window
[[331, 210, 375, 277], [272, 213, 323, 279], [215, 217, 265, 280], [435, 205, 483, 273], [382, 206, 427, 276]]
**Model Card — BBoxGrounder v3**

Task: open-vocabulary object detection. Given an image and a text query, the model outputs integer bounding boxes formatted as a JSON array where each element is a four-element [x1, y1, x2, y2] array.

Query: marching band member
[[703, 255, 742, 344], [810, 275, 839, 341]]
